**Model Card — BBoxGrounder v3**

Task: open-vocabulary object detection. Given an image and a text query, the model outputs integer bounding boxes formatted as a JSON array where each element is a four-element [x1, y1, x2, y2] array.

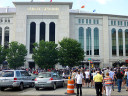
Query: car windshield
[[0, 71, 14, 77], [38, 73, 51, 78]]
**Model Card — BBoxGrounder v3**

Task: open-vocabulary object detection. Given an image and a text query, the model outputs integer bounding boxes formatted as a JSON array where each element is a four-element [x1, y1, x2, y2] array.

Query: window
[[78, 19, 81, 24], [86, 19, 88, 24], [118, 29, 123, 56], [0, 27, 2, 45], [40, 22, 45, 41], [5, 18, 7, 22], [4, 26, 9, 48], [111, 20, 113, 25], [0, 71, 14, 77], [89, 19, 91, 24], [94, 28, 99, 55], [21, 71, 29, 76], [111, 28, 116, 56], [124, 21, 126, 26], [79, 27, 84, 49], [30, 22, 36, 53], [8, 18, 10, 23], [16, 71, 20, 77], [121, 21, 122, 26], [97, 19, 99, 24], [125, 29, 128, 56], [0, 18, 3, 22], [118, 21, 120, 25], [86, 27, 91, 55], [82, 19, 84, 24], [114, 21, 116, 25], [49, 22, 55, 42], [93, 19, 95, 24], [127, 22, 128, 26]]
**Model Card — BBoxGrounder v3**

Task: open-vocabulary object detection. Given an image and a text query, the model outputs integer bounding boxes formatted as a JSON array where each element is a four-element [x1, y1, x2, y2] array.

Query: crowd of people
[[71, 67, 128, 96]]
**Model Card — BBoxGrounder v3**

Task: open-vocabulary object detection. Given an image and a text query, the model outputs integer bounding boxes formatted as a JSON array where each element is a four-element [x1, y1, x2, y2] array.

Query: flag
[[93, 9, 96, 12], [81, 5, 85, 8], [50, 0, 52, 2]]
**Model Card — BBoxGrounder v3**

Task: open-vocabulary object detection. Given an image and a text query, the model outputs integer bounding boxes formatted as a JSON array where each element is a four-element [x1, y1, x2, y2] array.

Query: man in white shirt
[[75, 70, 84, 96], [85, 69, 90, 87]]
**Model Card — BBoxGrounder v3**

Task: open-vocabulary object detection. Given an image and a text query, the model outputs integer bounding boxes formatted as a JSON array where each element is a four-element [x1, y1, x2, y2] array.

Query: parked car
[[0, 70, 34, 91], [34, 72, 64, 90]]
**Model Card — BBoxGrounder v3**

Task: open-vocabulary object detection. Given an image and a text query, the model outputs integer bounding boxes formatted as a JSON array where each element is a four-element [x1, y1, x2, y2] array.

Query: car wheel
[[52, 83, 56, 90], [35, 87, 39, 90], [19, 83, 23, 91], [0, 87, 5, 91]]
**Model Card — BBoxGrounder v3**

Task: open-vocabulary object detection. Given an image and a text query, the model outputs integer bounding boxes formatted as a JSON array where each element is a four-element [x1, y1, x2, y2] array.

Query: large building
[[0, 1, 128, 69]]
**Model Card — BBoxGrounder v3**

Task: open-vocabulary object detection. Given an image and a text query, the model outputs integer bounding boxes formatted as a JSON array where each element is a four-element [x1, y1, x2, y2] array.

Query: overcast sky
[[0, 0, 127, 16]]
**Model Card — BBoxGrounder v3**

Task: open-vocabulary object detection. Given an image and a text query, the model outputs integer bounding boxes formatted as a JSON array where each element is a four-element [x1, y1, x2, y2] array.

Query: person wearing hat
[[93, 71, 103, 96], [75, 70, 84, 96]]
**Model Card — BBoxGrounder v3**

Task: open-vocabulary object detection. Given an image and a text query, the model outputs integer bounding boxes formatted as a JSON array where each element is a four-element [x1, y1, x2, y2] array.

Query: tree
[[0, 45, 8, 64], [58, 38, 84, 68], [6, 41, 27, 69], [32, 40, 58, 69]]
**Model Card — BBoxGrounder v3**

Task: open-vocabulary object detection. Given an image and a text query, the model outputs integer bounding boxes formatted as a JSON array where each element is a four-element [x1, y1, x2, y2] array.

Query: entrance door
[[29, 62, 35, 69]]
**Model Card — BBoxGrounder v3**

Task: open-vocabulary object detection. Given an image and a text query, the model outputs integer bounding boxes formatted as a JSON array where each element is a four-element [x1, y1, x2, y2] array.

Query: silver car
[[34, 72, 64, 90], [0, 70, 34, 91]]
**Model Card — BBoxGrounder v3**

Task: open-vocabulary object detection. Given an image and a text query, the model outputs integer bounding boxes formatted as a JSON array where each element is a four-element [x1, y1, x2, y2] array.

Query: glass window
[[111, 28, 116, 56], [79, 27, 84, 49], [82, 19, 84, 24], [30, 22, 36, 53], [121, 21, 122, 26], [21, 71, 29, 76], [0, 18, 3, 22], [78, 19, 81, 24], [38, 73, 51, 78], [86, 27, 91, 55], [111, 20, 113, 25], [94, 28, 99, 55], [16, 71, 20, 77], [114, 21, 116, 25], [124, 21, 126, 26], [0, 71, 14, 77], [86, 19, 88, 24], [127, 22, 128, 26], [89, 19, 91, 24], [125, 29, 128, 56], [49, 22, 55, 42], [5, 18, 7, 22], [93, 19, 95, 24], [97, 19, 99, 24], [118, 29, 123, 56], [40, 22, 45, 41], [4, 26, 9, 48], [0, 27, 2, 45], [118, 21, 120, 25], [8, 18, 10, 23]]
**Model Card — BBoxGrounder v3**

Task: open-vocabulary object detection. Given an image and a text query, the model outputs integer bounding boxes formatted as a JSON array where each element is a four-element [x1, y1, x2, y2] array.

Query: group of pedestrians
[[72, 67, 128, 96]]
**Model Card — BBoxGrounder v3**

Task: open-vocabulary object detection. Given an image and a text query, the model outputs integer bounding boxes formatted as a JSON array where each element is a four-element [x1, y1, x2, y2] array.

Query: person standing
[[109, 68, 115, 91], [85, 69, 90, 87], [75, 70, 84, 96], [104, 73, 113, 96], [125, 69, 128, 91], [116, 69, 124, 92], [93, 71, 103, 96]]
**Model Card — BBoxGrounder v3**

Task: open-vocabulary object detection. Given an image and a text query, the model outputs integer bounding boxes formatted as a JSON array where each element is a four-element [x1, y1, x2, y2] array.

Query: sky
[[0, 0, 128, 16]]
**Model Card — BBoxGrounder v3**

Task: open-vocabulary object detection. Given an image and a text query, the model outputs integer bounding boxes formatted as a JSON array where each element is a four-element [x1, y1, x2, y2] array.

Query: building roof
[[13, 2, 73, 9], [0, 8, 16, 13]]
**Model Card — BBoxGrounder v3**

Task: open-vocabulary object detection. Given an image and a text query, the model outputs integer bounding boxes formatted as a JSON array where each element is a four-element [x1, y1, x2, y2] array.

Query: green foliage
[[0, 45, 8, 64], [58, 38, 84, 67], [32, 40, 58, 69], [7, 41, 27, 69]]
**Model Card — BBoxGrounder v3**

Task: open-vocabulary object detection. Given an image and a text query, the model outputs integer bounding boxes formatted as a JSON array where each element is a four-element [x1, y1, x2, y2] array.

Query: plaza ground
[[0, 86, 128, 96]]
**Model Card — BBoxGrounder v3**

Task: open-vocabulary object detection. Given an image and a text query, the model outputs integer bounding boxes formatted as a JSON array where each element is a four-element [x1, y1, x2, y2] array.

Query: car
[[0, 70, 34, 91], [34, 72, 64, 90]]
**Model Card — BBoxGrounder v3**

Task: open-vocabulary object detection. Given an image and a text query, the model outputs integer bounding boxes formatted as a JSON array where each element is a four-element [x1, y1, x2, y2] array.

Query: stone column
[[45, 22, 49, 41], [36, 21, 40, 43], [116, 28, 119, 56], [26, 21, 30, 54], [92, 28, 94, 56], [123, 30, 125, 56], [2, 26, 4, 46]]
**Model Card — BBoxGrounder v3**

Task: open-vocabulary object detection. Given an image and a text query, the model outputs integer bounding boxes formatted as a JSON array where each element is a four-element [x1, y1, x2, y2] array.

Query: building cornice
[[0, 13, 16, 15], [13, 2, 73, 9]]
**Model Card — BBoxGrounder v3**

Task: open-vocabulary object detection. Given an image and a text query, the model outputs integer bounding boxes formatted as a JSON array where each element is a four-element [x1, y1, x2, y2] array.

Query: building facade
[[0, 2, 128, 69]]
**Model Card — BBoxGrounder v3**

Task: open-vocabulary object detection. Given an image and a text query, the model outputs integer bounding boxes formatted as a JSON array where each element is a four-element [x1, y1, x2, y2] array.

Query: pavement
[[0, 86, 128, 96]]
